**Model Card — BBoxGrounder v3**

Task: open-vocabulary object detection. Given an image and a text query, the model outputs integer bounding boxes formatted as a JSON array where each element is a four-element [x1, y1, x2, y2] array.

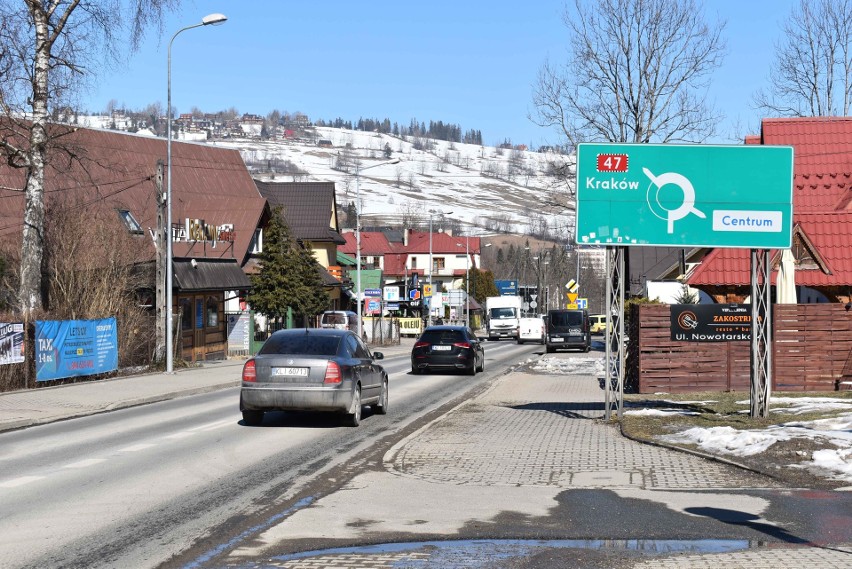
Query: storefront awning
[[173, 259, 250, 292]]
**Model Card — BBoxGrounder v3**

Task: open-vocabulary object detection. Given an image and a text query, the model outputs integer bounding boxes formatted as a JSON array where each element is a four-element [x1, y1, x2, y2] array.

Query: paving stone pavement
[[387, 372, 778, 490]]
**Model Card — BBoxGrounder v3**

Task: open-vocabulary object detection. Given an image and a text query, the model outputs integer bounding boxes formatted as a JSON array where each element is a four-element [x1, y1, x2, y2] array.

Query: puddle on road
[[240, 538, 755, 568]]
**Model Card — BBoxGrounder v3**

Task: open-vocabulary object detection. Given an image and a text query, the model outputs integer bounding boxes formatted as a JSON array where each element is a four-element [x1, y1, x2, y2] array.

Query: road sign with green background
[[576, 144, 794, 248]]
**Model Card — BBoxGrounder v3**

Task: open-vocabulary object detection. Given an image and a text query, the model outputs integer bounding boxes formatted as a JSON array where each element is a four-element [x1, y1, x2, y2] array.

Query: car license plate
[[432, 345, 452, 351], [273, 367, 308, 376], [550, 337, 564, 342]]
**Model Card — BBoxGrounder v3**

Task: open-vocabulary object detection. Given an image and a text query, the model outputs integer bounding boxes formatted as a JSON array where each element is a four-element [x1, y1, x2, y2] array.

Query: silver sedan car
[[240, 328, 387, 427]]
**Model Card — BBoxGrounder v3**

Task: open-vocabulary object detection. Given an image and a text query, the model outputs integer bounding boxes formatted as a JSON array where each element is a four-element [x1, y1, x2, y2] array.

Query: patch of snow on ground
[[658, 412, 852, 483], [624, 408, 702, 417], [529, 356, 604, 377], [746, 397, 852, 415]]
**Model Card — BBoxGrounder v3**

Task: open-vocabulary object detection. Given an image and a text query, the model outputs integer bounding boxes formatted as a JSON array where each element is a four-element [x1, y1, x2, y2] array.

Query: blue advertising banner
[[494, 280, 518, 296], [36, 318, 119, 381], [0, 322, 25, 365]]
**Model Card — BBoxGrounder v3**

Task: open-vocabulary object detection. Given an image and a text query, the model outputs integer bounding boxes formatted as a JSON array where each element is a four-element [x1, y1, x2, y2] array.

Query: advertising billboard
[[35, 318, 118, 381]]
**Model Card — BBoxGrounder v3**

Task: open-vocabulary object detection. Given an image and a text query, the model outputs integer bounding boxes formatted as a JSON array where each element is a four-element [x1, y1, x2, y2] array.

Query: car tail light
[[242, 360, 257, 382], [324, 361, 342, 384], [414, 341, 430, 349], [453, 342, 471, 349]]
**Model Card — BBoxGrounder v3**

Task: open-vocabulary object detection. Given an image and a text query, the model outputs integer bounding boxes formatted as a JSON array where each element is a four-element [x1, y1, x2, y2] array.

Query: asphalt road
[[0, 340, 537, 569]]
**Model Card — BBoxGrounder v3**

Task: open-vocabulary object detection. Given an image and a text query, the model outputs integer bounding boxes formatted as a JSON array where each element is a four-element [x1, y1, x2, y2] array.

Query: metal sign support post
[[604, 246, 626, 421], [750, 249, 772, 418]]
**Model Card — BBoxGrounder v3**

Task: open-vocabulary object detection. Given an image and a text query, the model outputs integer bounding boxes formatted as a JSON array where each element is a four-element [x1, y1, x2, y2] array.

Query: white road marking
[[164, 432, 195, 440], [0, 475, 45, 488], [188, 419, 234, 432], [63, 458, 107, 469], [119, 443, 156, 453]]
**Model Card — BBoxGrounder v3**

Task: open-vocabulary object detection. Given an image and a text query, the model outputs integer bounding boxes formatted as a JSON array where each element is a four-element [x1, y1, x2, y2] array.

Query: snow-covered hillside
[[210, 127, 575, 239]]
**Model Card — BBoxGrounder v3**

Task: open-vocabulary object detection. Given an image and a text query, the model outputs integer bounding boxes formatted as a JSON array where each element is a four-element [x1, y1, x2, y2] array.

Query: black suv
[[545, 309, 591, 353]]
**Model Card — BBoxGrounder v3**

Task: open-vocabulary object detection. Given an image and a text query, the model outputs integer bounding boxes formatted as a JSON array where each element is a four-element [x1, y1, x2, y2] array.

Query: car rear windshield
[[420, 329, 465, 344], [259, 334, 341, 356], [549, 311, 584, 327]]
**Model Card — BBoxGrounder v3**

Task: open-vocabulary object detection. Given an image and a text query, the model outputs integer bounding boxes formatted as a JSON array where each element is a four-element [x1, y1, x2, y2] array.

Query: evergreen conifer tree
[[248, 206, 329, 324]]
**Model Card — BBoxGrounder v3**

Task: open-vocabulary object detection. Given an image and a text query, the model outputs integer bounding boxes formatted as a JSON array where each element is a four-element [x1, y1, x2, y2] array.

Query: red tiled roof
[[757, 117, 852, 212], [338, 231, 394, 255], [405, 231, 481, 254], [761, 117, 852, 177], [339, 231, 481, 258], [689, 212, 852, 287], [794, 173, 852, 212]]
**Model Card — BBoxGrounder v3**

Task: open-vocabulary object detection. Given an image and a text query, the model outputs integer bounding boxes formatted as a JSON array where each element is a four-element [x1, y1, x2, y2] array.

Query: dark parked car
[[545, 309, 591, 353], [411, 325, 485, 375], [240, 328, 387, 427]]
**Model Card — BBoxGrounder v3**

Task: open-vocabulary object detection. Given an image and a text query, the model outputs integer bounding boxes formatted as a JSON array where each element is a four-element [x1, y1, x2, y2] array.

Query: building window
[[433, 257, 445, 272], [249, 228, 263, 254], [117, 209, 143, 234], [410, 257, 417, 270], [206, 295, 219, 328]]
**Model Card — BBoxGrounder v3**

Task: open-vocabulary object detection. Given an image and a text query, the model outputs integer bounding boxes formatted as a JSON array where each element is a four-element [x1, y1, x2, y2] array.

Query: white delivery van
[[319, 310, 360, 333], [518, 316, 545, 344]]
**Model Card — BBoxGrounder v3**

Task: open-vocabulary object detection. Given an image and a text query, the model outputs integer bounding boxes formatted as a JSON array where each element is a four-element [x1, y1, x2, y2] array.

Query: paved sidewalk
[[0, 338, 415, 433]]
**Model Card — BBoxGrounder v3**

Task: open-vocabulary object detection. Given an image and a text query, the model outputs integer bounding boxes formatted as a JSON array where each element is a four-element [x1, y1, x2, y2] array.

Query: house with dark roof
[[0, 124, 268, 362], [686, 117, 852, 305], [253, 181, 349, 309]]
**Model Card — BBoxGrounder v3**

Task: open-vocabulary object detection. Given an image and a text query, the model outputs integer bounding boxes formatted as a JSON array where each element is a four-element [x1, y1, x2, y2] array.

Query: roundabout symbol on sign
[[643, 168, 706, 234]]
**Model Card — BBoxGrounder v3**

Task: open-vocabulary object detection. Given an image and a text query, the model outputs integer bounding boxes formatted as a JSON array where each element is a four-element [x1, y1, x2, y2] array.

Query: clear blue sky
[[82, 0, 796, 148]]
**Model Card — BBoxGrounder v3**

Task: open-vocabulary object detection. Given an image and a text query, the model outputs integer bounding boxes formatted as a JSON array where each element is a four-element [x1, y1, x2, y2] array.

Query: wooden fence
[[627, 304, 852, 393]]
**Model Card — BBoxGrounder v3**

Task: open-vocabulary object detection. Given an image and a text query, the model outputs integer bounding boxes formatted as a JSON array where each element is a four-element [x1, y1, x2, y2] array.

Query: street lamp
[[166, 12, 227, 374], [455, 237, 471, 328], [427, 209, 452, 327], [465, 235, 470, 328], [355, 157, 400, 340]]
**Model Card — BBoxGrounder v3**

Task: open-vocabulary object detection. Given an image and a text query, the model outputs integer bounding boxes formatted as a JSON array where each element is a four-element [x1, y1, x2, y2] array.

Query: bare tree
[[396, 200, 425, 230], [755, 0, 852, 116], [531, 0, 726, 147], [0, 0, 181, 318]]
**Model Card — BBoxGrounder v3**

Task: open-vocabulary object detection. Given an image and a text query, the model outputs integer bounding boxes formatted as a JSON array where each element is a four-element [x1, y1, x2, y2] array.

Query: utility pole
[[154, 160, 166, 363]]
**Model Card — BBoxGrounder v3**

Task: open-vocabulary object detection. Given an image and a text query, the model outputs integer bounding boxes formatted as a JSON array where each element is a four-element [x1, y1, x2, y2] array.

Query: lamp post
[[427, 209, 452, 327], [455, 236, 471, 328], [166, 12, 227, 374], [465, 235, 470, 328], [355, 157, 400, 340]]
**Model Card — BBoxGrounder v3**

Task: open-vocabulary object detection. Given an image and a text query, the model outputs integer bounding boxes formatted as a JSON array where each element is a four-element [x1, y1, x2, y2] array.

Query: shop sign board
[[670, 304, 752, 342]]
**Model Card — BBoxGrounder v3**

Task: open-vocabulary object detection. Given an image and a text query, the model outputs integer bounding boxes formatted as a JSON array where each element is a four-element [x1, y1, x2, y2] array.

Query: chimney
[[403, 227, 409, 246]]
